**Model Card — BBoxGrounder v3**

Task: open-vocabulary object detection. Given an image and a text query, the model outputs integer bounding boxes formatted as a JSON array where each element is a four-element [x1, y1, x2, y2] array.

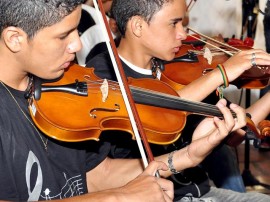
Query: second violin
[[161, 30, 270, 90]]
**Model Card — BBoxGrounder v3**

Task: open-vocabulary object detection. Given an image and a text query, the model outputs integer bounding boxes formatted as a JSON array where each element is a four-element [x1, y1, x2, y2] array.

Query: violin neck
[[130, 86, 236, 118]]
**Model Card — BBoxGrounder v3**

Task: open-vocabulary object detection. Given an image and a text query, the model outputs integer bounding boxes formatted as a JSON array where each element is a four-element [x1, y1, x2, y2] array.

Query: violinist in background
[[177, 0, 267, 193], [182, 10, 248, 192], [86, 0, 270, 201], [0, 0, 257, 201]]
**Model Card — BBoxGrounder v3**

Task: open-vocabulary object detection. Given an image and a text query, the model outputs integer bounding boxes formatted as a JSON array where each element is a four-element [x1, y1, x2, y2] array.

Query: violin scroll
[[258, 120, 270, 137]]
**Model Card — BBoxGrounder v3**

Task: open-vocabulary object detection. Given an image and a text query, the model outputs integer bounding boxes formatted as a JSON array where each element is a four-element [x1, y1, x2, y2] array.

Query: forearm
[[87, 157, 144, 191], [158, 99, 242, 177], [155, 131, 219, 178], [48, 191, 121, 202], [177, 68, 223, 101], [85, 146, 212, 185], [246, 91, 270, 125]]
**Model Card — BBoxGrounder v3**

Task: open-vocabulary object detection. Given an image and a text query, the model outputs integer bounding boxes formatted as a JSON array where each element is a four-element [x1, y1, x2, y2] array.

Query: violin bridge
[[203, 47, 213, 65], [100, 79, 109, 102]]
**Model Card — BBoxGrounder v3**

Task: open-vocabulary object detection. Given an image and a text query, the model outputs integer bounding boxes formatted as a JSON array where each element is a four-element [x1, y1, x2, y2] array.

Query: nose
[[67, 30, 82, 53], [176, 24, 187, 41]]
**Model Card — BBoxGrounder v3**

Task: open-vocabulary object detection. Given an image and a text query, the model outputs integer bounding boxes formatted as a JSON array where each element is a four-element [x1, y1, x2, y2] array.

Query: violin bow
[[186, 0, 197, 12], [187, 27, 241, 56], [93, 0, 155, 168], [187, 27, 269, 74]]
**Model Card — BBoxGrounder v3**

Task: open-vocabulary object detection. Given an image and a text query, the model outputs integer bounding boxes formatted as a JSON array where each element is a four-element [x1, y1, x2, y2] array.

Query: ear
[[130, 16, 143, 37], [2, 27, 25, 53]]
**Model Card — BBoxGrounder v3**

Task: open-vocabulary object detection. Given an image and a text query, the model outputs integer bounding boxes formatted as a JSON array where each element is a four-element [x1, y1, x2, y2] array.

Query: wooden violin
[[161, 45, 269, 89], [258, 120, 270, 137], [28, 63, 186, 145], [161, 30, 270, 89], [28, 63, 264, 146]]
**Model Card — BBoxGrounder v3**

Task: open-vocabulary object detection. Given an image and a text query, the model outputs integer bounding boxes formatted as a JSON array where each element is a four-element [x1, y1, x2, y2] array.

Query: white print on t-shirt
[[26, 151, 84, 201]]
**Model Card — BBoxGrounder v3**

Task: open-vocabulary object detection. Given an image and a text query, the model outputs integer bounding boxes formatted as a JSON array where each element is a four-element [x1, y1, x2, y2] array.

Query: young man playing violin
[[0, 0, 260, 201], [86, 0, 270, 201], [0, 0, 174, 201]]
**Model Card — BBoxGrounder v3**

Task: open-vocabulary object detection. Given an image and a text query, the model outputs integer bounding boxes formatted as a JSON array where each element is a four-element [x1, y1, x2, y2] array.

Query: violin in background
[[161, 31, 269, 89], [258, 120, 270, 137]]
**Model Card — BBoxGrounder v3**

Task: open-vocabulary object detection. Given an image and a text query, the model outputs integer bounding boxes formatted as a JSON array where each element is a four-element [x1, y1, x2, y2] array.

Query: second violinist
[[86, 0, 270, 201]]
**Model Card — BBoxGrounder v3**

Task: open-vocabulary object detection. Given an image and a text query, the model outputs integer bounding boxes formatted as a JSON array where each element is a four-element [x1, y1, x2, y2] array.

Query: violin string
[[131, 86, 235, 118], [187, 27, 241, 52], [86, 80, 218, 111], [85, 80, 237, 118]]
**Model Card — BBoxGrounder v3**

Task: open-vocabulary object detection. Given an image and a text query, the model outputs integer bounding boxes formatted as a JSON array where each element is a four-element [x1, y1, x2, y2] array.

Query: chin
[[164, 55, 175, 61], [42, 70, 65, 81], [54, 70, 65, 79]]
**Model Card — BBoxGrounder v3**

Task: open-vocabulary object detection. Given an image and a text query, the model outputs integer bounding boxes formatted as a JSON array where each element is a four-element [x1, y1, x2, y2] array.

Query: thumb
[[142, 161, 168, 176]]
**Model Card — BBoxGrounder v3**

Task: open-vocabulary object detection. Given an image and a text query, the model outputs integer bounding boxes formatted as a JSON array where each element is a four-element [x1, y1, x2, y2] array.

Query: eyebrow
[[170, 17, 183, 23], [59, 27, 77, 36]]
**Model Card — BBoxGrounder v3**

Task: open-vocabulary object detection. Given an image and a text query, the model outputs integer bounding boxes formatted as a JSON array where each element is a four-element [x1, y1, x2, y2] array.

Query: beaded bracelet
[[216, 64, 229, 99], [168, 150, 181, 174]]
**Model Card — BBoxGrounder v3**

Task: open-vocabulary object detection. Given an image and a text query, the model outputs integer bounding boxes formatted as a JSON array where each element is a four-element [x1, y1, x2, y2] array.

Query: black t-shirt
[[86, 51, 211, 200], [0, 83, 110, 201]]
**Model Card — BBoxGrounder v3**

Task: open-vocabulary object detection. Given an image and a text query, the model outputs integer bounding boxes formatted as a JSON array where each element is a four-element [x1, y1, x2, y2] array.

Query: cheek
[[146, 31, 168, 47], [155, 29, 175, 45], [143, 27, 176, 59], [154, 32, 176, 51], [34, 41, 66, 63], [27, 43, 66, 76]]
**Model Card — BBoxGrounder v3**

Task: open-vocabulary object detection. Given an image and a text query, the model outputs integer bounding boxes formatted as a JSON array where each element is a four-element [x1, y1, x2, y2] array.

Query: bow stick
[[92, 0, 155, 169], [186, 0, 197, 12], [187, 27, 241, 55]]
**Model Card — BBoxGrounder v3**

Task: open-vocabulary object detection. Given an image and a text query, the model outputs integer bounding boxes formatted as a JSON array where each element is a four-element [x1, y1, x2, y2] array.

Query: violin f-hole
[[90, 104, 120, 118]]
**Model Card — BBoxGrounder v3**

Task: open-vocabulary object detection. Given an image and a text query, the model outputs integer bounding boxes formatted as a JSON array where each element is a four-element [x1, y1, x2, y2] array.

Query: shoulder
[[86, 50, 111, 66], [86, 51, 117, 80]]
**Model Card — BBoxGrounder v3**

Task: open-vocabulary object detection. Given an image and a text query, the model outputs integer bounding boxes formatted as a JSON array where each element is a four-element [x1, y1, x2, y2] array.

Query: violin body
[[162, 44, 270, 89], [163, 44, 227, 85], [28, 64, 266, 146], [28, 63, 186, 145]]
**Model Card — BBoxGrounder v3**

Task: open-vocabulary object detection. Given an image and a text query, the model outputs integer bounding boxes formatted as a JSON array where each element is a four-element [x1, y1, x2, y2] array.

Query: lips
[[62, 61, 71, 69], [62, 56, 75, 68], [174, 47, 180, 53]]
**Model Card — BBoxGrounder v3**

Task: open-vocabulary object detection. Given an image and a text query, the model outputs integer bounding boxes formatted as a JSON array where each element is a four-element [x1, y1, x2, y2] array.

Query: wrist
[[216, 64, 229, 99], [168, 150, 181, 174]]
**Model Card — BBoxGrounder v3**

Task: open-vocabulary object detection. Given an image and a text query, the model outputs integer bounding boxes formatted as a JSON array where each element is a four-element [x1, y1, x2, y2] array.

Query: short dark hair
[[111, 0, 171, 37], [0, 0, 86, 39]]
